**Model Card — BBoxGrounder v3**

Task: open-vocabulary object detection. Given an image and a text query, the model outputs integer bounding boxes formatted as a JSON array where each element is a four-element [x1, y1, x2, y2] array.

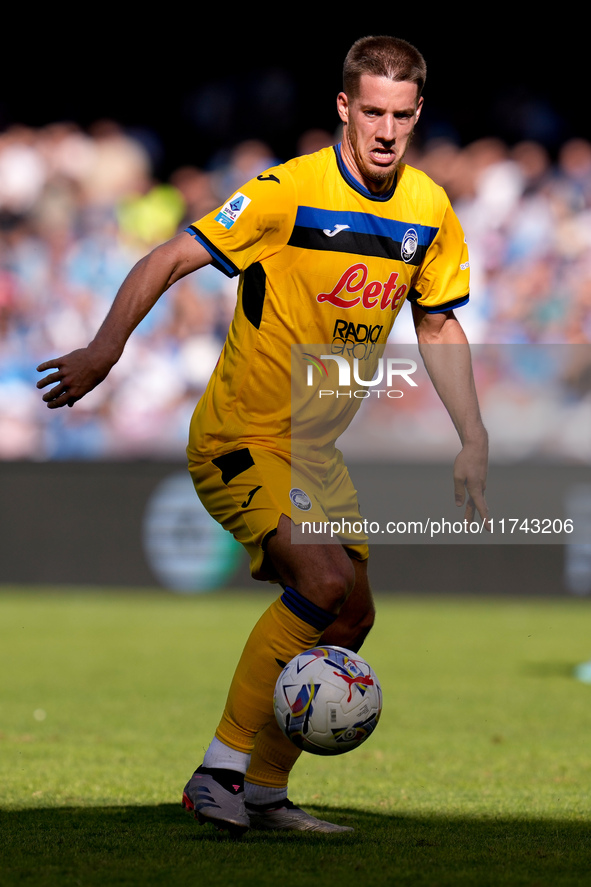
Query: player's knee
[[320, 571, 355, 613], [300, 560, 356, 614]]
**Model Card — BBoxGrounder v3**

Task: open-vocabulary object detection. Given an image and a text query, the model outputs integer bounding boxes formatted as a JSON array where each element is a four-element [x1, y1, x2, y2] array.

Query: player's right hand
[[36, 346, 114, 409], [453, 438, 491, 530]]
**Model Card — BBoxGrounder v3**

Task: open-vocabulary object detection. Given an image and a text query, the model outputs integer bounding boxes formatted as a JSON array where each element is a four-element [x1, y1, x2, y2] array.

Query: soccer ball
[[273, 645, 382, 756]]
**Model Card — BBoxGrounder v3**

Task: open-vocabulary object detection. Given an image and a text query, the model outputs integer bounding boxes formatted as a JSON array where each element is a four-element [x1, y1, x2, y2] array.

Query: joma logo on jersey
[[317, 264, 407, 311]]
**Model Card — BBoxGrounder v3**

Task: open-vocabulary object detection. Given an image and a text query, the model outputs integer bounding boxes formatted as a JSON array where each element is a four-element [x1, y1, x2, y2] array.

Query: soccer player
[[37, 36, 489, 835]]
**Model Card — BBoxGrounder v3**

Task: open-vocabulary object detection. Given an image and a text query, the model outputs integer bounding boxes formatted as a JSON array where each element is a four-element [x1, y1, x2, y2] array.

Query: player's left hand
[[453, 438, 490, 530]]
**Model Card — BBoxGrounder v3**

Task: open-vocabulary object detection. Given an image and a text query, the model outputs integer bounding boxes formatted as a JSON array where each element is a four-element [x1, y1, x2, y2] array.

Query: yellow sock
[[215, 587, 336, 753], [246, 716, 302, 788]]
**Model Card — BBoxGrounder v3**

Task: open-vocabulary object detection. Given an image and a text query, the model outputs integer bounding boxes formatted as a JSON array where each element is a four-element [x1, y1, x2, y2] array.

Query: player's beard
[[347, 125, 415, 192]]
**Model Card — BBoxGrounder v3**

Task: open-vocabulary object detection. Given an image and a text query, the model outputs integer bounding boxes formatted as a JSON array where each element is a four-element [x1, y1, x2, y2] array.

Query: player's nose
[[377, 116, 396, 142]]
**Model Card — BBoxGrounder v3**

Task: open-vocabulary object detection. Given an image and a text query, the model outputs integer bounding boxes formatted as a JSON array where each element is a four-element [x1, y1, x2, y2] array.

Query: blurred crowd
[[0, 120, 590, 460]]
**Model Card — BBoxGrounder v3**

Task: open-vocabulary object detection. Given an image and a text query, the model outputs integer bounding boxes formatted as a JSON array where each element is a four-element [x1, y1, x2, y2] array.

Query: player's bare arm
[[412, 304, 490, 527], [37, 233, 212, 409]]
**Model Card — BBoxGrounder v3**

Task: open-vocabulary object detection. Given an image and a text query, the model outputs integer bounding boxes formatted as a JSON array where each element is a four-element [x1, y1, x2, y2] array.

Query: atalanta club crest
[[401, 228, 418, 263], [289, 488, 312, 511]]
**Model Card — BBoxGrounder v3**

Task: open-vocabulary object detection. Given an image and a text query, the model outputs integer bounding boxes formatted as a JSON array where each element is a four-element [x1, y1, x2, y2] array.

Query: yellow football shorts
[[188, 446, 369, 580]]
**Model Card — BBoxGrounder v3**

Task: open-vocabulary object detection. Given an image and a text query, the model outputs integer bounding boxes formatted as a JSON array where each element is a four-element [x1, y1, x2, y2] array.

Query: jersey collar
[[333, 143, 398, 201]]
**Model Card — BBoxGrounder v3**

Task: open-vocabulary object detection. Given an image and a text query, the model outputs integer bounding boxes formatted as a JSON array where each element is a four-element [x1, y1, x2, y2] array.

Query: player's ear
[[415, 95, 424, 122], [337, 92, 349, 125]]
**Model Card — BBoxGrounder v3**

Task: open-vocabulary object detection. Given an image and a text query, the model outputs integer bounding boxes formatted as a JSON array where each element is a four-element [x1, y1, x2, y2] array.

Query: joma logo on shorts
[[317, 264, 407, 311]]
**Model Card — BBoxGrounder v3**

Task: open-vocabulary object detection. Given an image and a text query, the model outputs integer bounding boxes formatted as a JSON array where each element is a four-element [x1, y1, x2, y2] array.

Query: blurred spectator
[[297, 128, 337, 155], [208, 139, 281, 202], [0, 126, 47, 220], [0, 120, 589, 460]]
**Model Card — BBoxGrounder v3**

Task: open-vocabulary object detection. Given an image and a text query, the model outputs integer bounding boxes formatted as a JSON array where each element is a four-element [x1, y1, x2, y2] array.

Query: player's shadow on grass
[[521, 660, 579, 679], [2, 804, 591, 886]]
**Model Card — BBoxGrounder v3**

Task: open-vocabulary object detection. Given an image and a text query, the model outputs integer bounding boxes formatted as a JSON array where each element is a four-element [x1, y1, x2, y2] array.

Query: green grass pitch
[[1, 587, 591, 886]]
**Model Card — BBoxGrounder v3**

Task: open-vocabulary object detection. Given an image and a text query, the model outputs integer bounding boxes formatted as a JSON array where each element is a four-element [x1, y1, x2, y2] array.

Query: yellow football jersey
[[185, 144, 470, 464]]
